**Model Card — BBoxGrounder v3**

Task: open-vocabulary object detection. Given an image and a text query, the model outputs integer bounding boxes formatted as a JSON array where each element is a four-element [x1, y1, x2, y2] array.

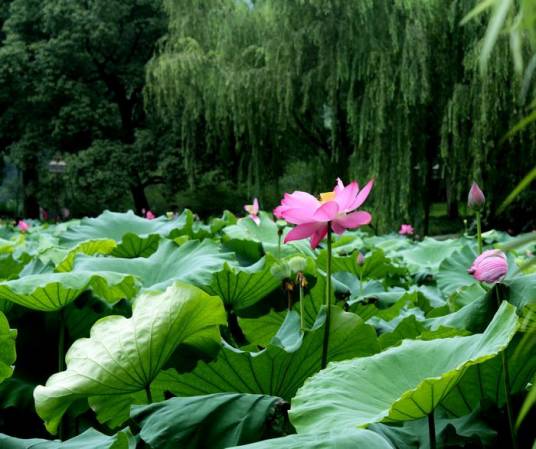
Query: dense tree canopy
[[0, 0, 534, 232], [148, 0, 536, 233], [0, 0, 169, 217]]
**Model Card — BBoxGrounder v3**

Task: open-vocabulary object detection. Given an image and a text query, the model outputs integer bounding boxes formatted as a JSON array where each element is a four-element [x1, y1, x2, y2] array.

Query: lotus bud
[[288, 256, 307, 273], [270, 262, 291, 281], [467, 249, 508, 283], [468, 182, 485, 210], [17, 220, 29, 232], [357, 252, 365, 266]]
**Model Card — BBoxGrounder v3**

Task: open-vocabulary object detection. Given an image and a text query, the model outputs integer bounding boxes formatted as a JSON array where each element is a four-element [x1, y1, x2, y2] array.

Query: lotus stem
[[145, 384, 153, 404], [476, 211, 483, 254], [58, 309, 65, 440], [299, 282, 305, 332], [321, 225, 332, 369], [58, 309, 65, 372], [495, 289, 518, 449], [428, 411, 436, 449]]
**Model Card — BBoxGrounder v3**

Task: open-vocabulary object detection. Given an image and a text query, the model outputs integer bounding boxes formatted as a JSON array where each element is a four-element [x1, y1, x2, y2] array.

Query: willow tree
[[148, 0, 536, 233]]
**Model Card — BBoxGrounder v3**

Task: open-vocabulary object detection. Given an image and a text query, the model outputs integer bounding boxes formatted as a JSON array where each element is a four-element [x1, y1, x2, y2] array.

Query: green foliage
[[131, 393, 286, 449], [0, 211, 534, 448], [289, 303, 518, 431], [34, 282, 226, 434], [147, 0, 536, 232]]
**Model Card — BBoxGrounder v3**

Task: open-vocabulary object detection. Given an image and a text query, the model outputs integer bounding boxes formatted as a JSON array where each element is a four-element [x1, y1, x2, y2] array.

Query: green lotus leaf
[[369, 407, 496, 449], [158, 307, 379, 401], [0, 253, 27, 280], [318, 249, 406, 282], [0, 312, 16, 383], [131, 393, 286, 449], [365, 234, 412, 256], [73, 239, 235, 291], [440, 334, 536, 416], [204, 254, 280, 312], [378, 315, 470, 349], [400, 238, 464, 272], [503, 273, 536, 309], [289, 302, 519, 432], [0, 271, 137, 311], [55, 239, 117, 272], [34, 282, 226, 434], [437, 245, 478, 296], [240, 309, 287, 347], [0, 428, 135, 449], [227, 429, 395, 449], [61, 210, 193, 257]]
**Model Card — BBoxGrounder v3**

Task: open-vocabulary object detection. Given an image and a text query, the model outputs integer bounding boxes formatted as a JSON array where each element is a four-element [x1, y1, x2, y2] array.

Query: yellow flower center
[[319, 191, 336, 203]]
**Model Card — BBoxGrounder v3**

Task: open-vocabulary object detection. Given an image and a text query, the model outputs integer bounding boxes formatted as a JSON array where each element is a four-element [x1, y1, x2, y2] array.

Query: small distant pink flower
[[244, 198, 260, 226], [17, 220, 29, 232], [145, 210, 155, 220], [468, 182, 485, 210], [274, 178, 374, 248], [468, 249, 508, 283], [357, 252, 365, 265], [399, 224, 414, 235]]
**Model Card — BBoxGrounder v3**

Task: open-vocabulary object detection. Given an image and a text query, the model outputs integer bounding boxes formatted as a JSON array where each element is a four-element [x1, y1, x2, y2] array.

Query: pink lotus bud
[[399, 224, 414, 236], [468, 182, 485, 210], [145, 210, 155, 220], [467, 249, 508, 283], [17, 220, 29, 232], [357, 252, 365, 265]]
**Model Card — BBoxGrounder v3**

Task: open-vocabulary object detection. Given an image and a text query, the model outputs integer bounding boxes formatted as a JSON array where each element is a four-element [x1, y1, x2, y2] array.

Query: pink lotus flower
[[274, 178, 373, 248], [244, 198, 260, 226], [468, 181, 485, 210], [145, 210, 155, 220], [399, 224, 414, 235], [17, 220, 29, 232], [468, 249, 508, 283]]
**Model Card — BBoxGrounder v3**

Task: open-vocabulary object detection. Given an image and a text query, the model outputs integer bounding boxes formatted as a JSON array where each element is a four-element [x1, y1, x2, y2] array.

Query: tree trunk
[[22, 162, 39, 218], [130, 183, 149, 215]]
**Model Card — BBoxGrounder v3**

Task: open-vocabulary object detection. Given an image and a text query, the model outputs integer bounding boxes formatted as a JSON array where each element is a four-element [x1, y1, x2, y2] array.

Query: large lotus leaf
[[426, 286, 496, 333], [318, 249, 406, 282], [131, 393, 286, 449], [60, 210, 193, 257], [156, 308, 379, 401], [0, 312, 16, 383], [34, 282, 226, 434], [73, 239, 235, 291], [223, 212, 314, 261], [0, 271, 137, 311], [204, 254, 280, 312], [239, 274, 328, 346], [55, 239, 117, 272], [399, 238, 464, 272], [437, 245, 478, 296], [227, 429, 395, 449], [369, 407, 496, 449], [503, 273, 536, 309], [240, 309, 287, 347], [289, 302, 519, 432], [440, 334, 536, 416], [0, 428, 135, 449], [377, 315, 470, 350], [364, 234, 412, 256], [0, 253, 27, 280]]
